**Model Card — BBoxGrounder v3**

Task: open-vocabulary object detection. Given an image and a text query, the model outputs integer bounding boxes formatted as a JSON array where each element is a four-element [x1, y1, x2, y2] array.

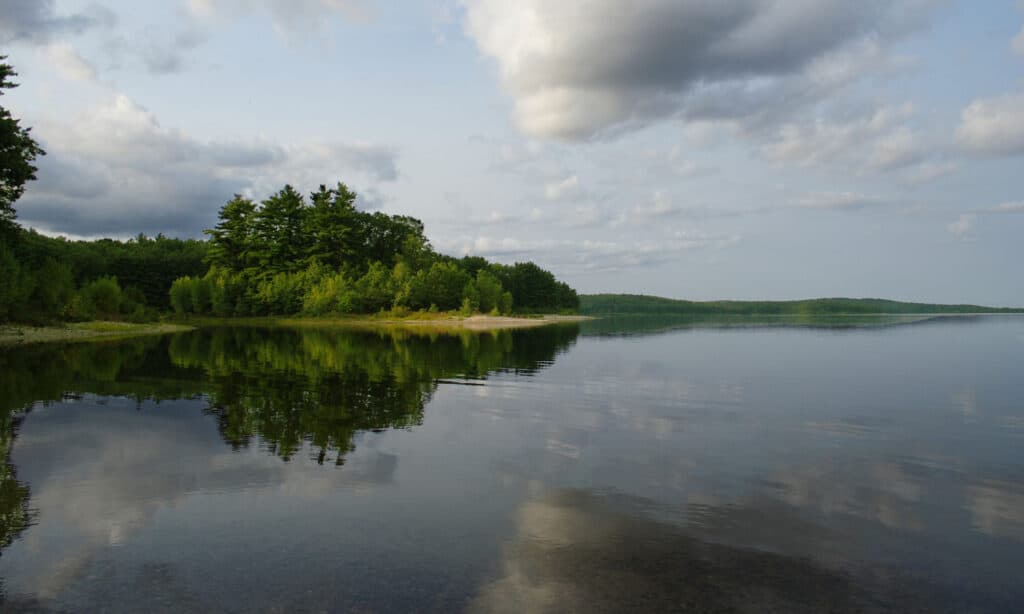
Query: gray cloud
[[461, 0, 941, 140], [19, 94, 399, 237], [0, 0, 115, 45]]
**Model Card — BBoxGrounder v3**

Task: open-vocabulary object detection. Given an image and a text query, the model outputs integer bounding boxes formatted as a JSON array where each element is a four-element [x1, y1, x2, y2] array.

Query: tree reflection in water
[[0, 324, 579, 556]]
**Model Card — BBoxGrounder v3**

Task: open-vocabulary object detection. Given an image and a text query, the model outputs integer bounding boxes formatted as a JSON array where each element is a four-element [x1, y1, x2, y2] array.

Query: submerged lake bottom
[[0, 315, 1022, 612]]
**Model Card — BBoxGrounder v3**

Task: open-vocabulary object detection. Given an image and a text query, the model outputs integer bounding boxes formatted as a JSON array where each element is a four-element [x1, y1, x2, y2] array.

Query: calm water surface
[[0, 316, 1022, 612]]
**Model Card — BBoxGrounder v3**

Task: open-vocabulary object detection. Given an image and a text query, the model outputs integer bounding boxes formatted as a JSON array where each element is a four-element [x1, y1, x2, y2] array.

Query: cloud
[[956, 93, 1024, 156], [903, 161, 958, 185], [461, 0, 940, 140], [435, 231, 739, 273], [186, 0, 373, 34], [1013, 25, 1024, 55], [761, 103, 926, 170], [631, 192, 679, 218], [794, 192, 891, 211], [947, 214, 974, 238], [0, 0, 115, 45], [45, 43, 97, 82], [543, 175, 579, 200], [20, 94, 399, 237], [978, 201, 1024, 214]]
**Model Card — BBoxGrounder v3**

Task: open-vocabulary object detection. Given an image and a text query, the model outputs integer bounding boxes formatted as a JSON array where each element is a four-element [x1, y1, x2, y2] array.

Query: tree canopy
[[0, 56, 44, 238]]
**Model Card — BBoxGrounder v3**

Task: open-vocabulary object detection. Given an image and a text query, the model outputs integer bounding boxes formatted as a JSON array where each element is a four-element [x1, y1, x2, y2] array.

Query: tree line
[[579, 294, 1023, 316], [168, 183, 578, 318]]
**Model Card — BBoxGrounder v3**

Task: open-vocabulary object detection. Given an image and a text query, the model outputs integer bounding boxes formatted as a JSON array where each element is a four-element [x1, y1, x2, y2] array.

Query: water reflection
[[579, 312, 1008, 337], [169, 325, 579, 463], [472, 489, 1019, 613], [0, 316, 1022, 611]]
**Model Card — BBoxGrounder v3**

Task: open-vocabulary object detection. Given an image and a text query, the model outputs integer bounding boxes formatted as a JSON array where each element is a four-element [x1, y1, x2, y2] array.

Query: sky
[[2, 0, 1023, 305]]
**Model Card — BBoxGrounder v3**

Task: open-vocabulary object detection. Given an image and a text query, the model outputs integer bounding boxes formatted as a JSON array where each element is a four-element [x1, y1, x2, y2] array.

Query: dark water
[[0, 316, 1022, 612]]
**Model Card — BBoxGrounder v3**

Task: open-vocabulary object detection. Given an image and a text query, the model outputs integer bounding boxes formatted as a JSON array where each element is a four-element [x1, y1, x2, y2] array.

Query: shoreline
[[189, 313, 593, 332], [0, 322, 195, 347], [0, 315, 592, 346]]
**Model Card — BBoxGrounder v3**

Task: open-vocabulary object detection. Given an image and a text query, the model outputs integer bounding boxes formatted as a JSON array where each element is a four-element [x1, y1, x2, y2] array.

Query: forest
[[0, 184, 578, 324], [167, 183, 578, 318]]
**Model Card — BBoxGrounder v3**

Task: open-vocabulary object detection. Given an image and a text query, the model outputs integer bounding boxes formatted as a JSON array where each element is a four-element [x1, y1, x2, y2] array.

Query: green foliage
[[304, 183, 359, 270], [250, 185, 307, 276], [0, 57, 45, 238], [490, 262, 578, 312], [255, 272, 307, 315], [77, 276, 123, 320], [205, 195, 256, 271], [352, 262, 396, 312], [169, 277, 193, 315], [407, 262, 470, 311], [27, 259, 74, 318], [474, 270, 505, 314], [0, 245, 33, 321]]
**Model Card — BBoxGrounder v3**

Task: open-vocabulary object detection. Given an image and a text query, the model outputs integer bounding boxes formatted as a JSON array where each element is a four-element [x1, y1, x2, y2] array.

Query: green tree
[[305, 183, 359, 270], [0, 57, 45, 237], [251, 185, 307, 276], [205, 195, 256, 271], [407, 262, 470, 311], [474, 269, 505, 314]]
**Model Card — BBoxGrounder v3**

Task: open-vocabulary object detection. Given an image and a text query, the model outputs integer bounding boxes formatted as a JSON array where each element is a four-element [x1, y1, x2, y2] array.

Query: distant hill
[[579, 294, 1024, 316]]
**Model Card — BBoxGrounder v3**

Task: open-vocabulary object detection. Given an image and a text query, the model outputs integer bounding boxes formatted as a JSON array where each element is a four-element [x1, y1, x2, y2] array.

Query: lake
[[0, 316, 1022, 612]]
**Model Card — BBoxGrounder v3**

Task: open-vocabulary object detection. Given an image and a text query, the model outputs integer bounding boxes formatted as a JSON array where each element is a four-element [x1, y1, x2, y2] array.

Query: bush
[[169, 277, 193, 315], [303, 273, 355, 315], [79, 276, 123, 320]]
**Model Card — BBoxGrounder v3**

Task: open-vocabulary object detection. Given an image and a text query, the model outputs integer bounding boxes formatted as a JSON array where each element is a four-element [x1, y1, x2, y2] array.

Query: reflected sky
[[0, 317, 1022, 611]]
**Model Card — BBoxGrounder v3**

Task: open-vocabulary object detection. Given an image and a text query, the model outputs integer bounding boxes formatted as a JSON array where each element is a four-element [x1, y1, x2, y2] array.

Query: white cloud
[[956, 93, 1024, 156], [761, 103, 923, 169], [461, 0, 940, 140], [45, 42, 97, 82], [947, 214, 974, 238], [186, 0, 373, 34], [543, 174, 579, 200]]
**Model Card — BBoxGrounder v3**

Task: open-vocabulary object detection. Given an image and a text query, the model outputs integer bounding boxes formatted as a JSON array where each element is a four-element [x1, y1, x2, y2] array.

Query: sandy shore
[[0, 322, 194, 347]]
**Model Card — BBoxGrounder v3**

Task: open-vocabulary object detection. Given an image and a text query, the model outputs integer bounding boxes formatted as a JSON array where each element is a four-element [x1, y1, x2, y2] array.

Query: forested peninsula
[[0, 183, 579, 325]]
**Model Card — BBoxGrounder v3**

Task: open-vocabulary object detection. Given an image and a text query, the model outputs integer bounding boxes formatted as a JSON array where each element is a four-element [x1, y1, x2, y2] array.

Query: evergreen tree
[[0, 57, 45, 238], [305, 183, 358, 270], [205, 195, 256, 271], [251, 185, 307, 275]]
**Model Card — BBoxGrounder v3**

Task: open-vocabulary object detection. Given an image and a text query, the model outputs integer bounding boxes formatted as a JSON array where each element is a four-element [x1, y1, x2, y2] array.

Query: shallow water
[[0, 316, 1022, 612]]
